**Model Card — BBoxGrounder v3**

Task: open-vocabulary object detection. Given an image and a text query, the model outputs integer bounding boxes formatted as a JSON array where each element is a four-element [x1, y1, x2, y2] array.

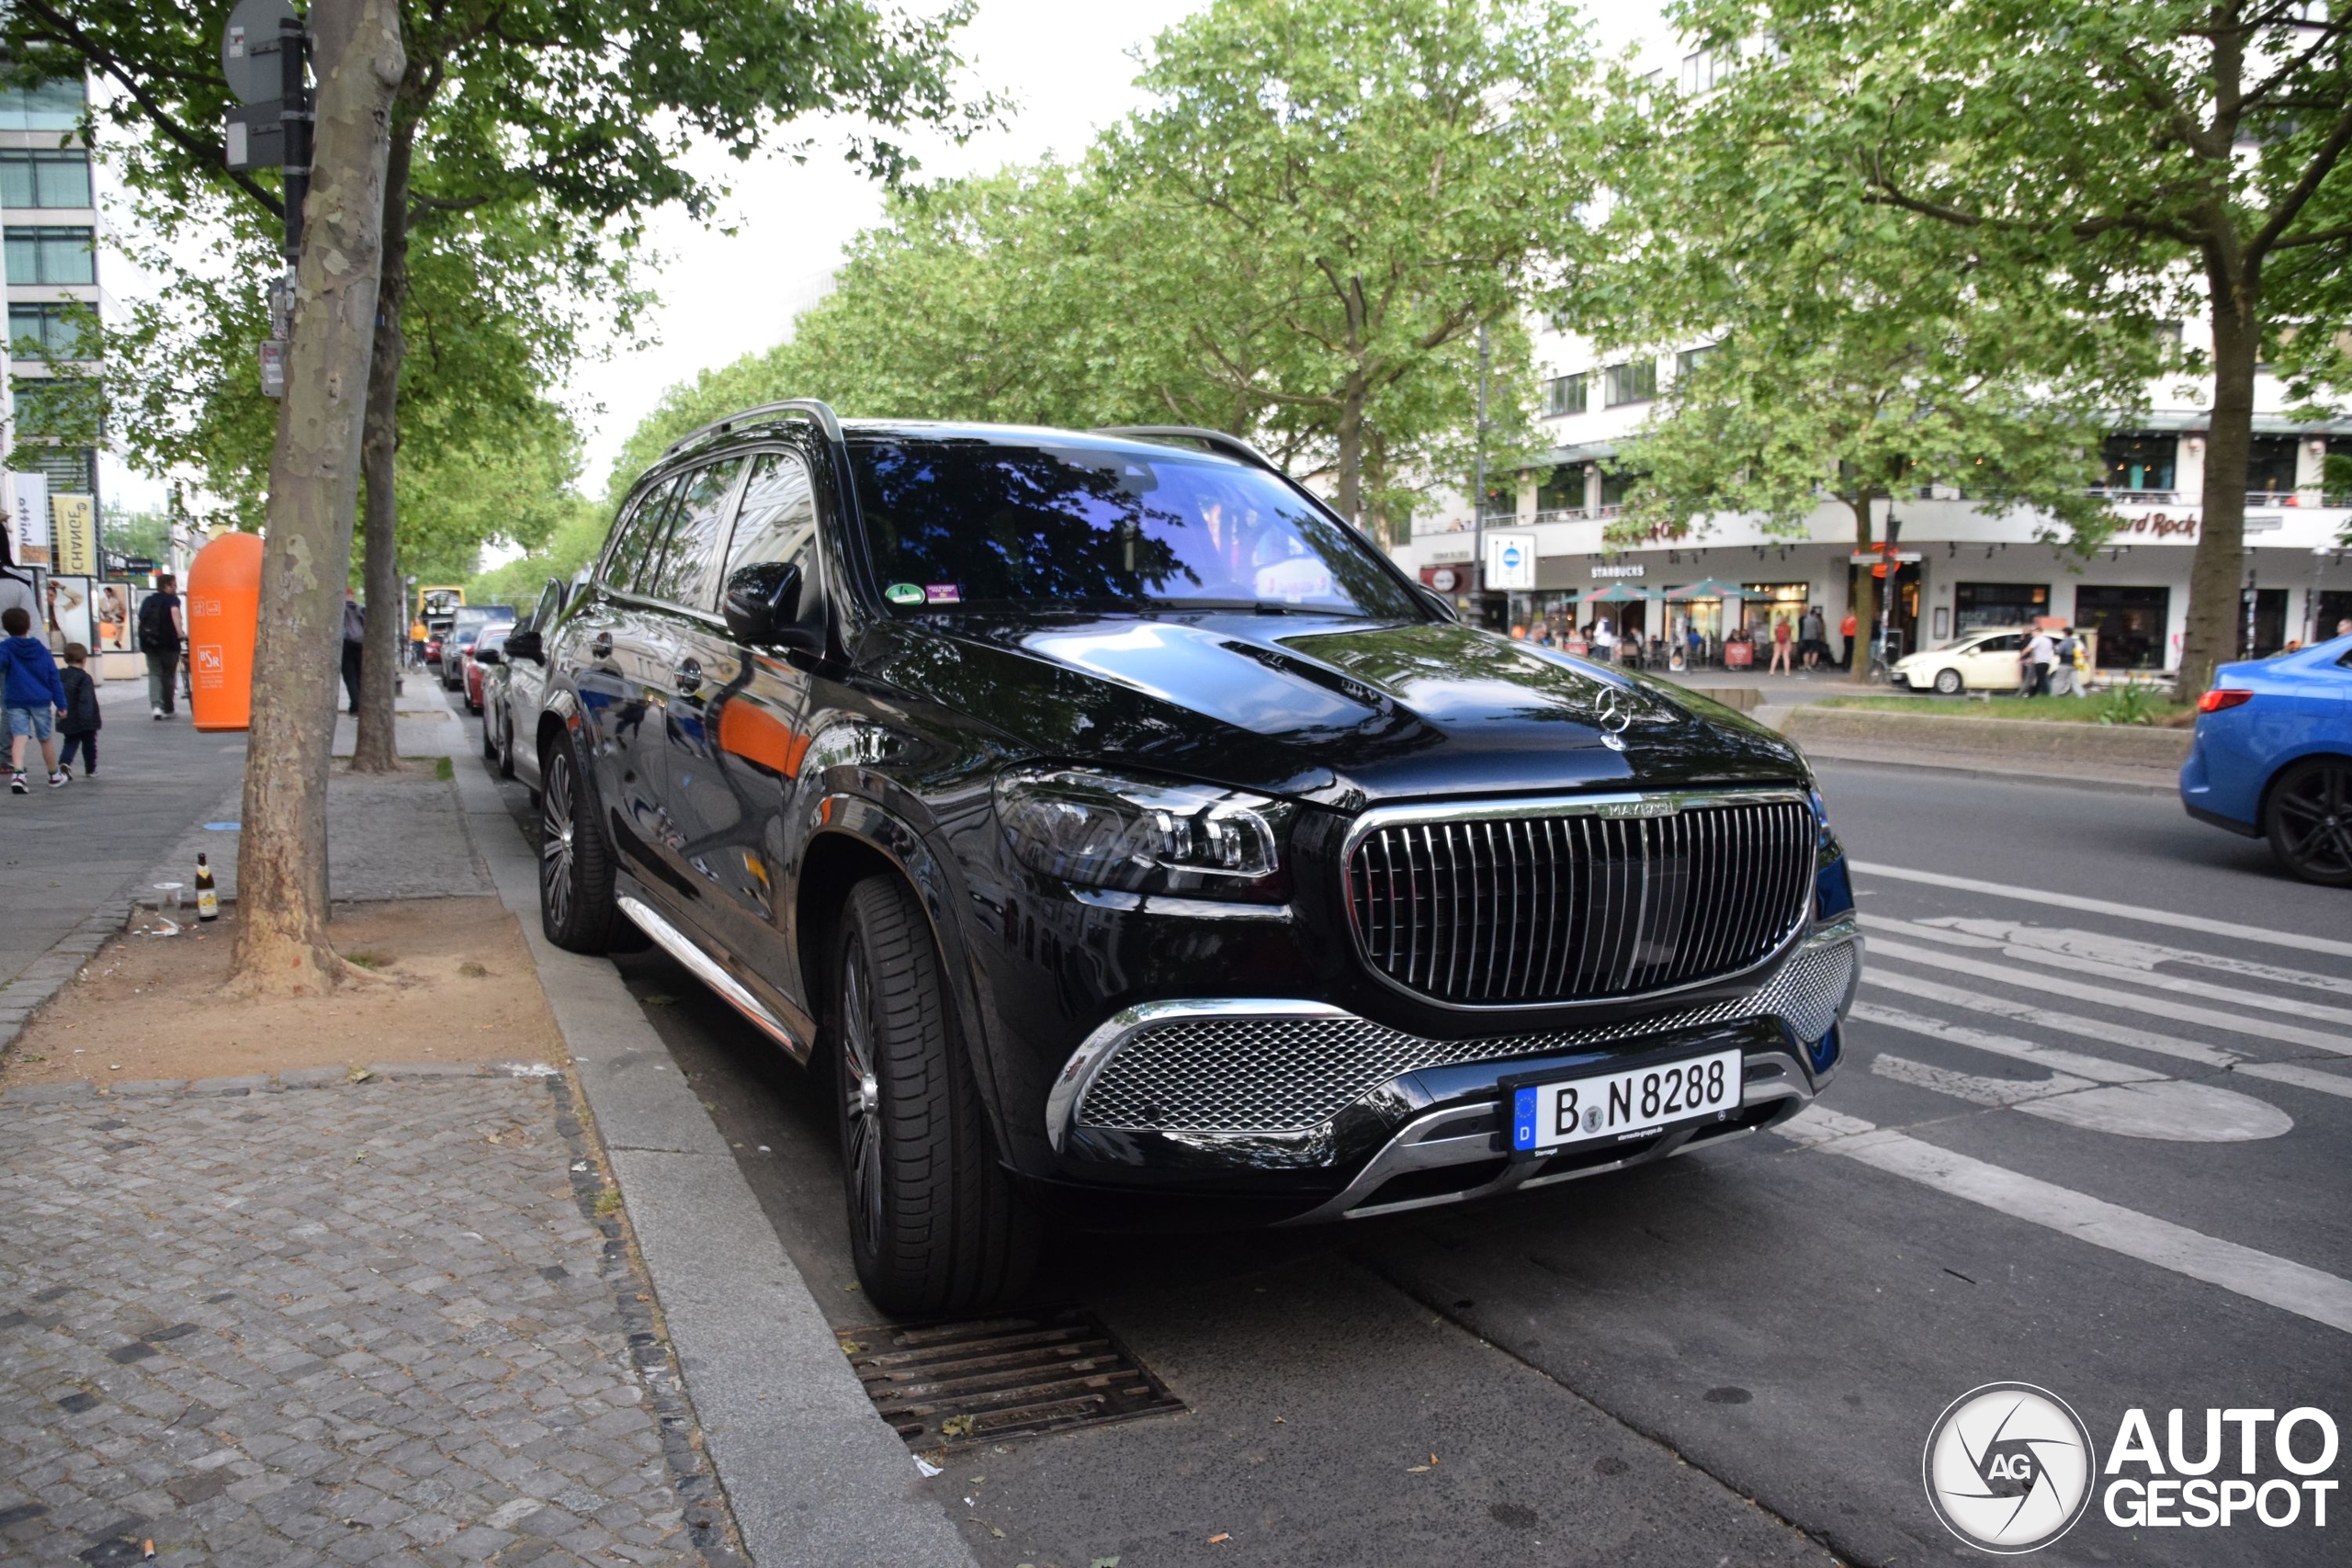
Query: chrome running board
[[616, 895, 808, 1062]]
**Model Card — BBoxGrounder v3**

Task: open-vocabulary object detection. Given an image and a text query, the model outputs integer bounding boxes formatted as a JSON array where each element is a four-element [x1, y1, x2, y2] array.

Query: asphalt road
[[463, 714, 2352, 1568]]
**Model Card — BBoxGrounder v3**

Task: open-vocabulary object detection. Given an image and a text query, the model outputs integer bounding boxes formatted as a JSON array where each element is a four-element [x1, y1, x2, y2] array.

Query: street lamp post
[[1471, 321, 1489, 626]]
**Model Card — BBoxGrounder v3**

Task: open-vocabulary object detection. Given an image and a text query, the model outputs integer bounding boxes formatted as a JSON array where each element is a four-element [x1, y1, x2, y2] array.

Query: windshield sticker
[[924, 583, 962, 604], [885, 582, 925, 605]]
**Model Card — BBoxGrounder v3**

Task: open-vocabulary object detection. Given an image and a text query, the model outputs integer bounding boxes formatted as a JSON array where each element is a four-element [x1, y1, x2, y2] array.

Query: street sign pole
[[1875, 513, 1903, 669], [221, 0, 304, 396]]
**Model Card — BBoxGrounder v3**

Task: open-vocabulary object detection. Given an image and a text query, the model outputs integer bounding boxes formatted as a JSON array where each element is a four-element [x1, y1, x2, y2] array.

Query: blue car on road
[[2181, 633, 2352, 886]]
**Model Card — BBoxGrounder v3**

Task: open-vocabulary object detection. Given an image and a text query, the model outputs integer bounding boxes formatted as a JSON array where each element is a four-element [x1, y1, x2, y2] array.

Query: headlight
[[994, 767, 1295, 901]]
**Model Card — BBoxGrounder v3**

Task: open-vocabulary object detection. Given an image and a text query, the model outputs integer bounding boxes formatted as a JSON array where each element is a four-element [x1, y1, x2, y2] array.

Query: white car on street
[[1891, 626, 2036, 694]]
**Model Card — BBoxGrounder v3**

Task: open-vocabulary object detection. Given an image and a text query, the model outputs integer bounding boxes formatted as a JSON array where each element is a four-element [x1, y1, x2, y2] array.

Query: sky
[[97, 0, 1669, 525]]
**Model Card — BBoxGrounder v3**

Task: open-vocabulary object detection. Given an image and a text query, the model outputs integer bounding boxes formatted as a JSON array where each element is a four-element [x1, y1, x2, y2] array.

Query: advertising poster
[[8, 471, 50, 565], [52, 493, 96, 576], [94, 581, 131, 653], [45, 572, 93, 649]]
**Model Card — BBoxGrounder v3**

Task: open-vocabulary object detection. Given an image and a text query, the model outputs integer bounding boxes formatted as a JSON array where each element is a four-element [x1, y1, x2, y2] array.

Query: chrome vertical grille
[[1344, 795, 1816, 1005]]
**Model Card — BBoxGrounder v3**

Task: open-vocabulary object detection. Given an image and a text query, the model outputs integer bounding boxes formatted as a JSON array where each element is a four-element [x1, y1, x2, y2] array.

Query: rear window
[[847, 437, 1419, 619]]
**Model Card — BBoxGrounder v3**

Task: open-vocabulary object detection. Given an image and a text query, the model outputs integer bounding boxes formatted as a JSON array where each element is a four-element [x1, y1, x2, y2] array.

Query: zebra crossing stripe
[[1861, 914, 2352, 1029], [1864, 937, 2352, 1055], [1856, 968, 2240, 1069], [2233, 1061, 2352, 1101], [1775, 1108, 2352, 1335], [1847, 862, 2352, 961]]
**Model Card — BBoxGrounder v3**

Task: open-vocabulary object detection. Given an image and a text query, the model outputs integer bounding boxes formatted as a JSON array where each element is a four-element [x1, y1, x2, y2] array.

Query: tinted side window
[[723, 451, 819, 581], [527, 578, 563, 633], [1975, 634, 2021, 654], [644, 459, 743, 608], [602, 475, 684, 592]]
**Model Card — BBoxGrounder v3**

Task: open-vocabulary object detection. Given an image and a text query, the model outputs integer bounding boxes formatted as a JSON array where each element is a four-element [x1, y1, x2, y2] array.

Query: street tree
[[234, 0, 401, 993], [1665, 0, 2352, 692], [12, 0, 983, 770], [1589, 39, 2161, 679], [1098, 0, 1599, 524]]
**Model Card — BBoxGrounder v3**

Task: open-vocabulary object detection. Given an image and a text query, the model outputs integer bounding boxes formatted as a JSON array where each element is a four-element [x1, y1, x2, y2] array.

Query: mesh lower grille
[[1346, 798, 1817, 1004], [1077, 934, 1858, 1135]]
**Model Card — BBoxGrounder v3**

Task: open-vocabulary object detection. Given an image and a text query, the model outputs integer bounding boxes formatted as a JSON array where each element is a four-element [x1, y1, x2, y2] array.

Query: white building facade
[[1392, 314, 2352, 676]]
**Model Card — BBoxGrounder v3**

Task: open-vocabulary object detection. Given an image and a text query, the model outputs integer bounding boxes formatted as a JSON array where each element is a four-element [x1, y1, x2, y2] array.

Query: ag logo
[[1593, 687, 1633, 751], [1923, 1382, 2097, 1554]]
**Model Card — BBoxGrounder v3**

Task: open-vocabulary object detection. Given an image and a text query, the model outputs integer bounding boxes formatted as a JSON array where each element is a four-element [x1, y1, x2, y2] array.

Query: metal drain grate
[[840, 1304, 1183, 1450]]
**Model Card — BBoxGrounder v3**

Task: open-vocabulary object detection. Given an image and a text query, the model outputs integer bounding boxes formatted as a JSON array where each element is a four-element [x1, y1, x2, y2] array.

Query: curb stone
[[0, 1061, 558, 1106]]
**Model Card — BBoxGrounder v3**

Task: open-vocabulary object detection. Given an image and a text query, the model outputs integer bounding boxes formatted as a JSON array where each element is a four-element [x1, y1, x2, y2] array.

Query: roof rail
[[665, 399, 843, 457], [1094, 424, 1284, 476]]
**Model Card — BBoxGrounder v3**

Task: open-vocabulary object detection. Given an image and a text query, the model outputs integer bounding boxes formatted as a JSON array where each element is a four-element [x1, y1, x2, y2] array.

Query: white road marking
[[2233, 1061, 2352, 1101], [1871, 1054, 2090, 1105], [1924, 917, 2352, 999], [1857, 1004, 2293, 1141], [1774, 1107, 2352, 1333], [1858, 970, 2242, 1069], [1851, 1000, 2161, 1083], [1861, 914, 2352, 1029], [2018, 1082, 2293, 1142], [1865, 936, 2352, 1055], [1846, 861, 2352, 961]]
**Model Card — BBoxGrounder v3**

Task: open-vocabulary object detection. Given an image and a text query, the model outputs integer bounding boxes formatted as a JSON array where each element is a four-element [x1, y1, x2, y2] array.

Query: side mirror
[[503, 627, 544, 663], [475, 647, 503, 666], [723, 560, 820, 652]]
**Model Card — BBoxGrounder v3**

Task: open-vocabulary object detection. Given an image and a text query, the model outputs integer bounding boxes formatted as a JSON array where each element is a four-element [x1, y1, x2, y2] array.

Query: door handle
[[591, 631, 614, 661], [673, 659, 703, 695]]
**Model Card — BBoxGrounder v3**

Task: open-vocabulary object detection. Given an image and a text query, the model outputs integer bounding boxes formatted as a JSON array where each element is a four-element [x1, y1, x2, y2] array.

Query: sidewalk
[[1, 683, 969, 1568]]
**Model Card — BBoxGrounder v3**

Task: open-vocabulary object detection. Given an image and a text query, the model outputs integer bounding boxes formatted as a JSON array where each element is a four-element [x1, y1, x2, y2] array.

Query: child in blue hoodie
[[2, 604, 69, 792]]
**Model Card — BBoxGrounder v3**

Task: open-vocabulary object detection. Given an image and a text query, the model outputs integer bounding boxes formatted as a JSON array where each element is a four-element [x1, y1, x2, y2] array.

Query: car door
[[622, 457, 748, 918], [570, 474, 684, 867], [658, 446, 826, 987], [1962, 633, 2022, 690], [506, 576, 567, 786]]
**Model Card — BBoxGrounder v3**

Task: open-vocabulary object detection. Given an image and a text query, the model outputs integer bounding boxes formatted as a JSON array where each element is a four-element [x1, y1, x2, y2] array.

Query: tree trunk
[[232, 0, 404, 996], [1334, 378, 1364, 522], [2179, 253, 2258, 696], [1845, 491, 1877, 684], [350, 118, 415, 773]]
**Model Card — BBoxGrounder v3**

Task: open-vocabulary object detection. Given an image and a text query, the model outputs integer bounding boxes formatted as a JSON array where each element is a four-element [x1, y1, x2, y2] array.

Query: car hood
[[861, 614, 1805, 806]]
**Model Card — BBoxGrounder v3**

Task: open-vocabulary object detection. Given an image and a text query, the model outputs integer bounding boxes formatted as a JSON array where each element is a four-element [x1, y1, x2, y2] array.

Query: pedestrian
[[2338, 617, 2352, 638], [341, 587, 366, 715], [2071, 634, 2092, 697], [1768, 613, 1794, 675], [409, 612, 428, 669], [1592, 615, 1618, 662], [2023, 626, 2057, 697], [1839, 609, 1858, 669], [1800, 606, 1825, 671], [2047, 631, 2075, 696], [2, 604, 68, 792], [0, 529, 38, 631], [137, 573, 185, 719], [56, 640, 98, 777]]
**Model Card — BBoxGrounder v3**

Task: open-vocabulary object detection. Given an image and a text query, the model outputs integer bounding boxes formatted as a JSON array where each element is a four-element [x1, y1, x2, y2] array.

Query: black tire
[[481, 706, 500, 761], [831, 874, 1039, 1315], [539, 727, 633, 953], [2264, 758, 2352, 888], [1933, 668, 1962, 696], [495, 714, 517, 780]]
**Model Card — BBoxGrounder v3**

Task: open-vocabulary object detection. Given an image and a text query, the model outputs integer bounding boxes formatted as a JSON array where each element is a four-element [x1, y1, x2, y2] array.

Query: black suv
[[516, 401, 1860, 1313]]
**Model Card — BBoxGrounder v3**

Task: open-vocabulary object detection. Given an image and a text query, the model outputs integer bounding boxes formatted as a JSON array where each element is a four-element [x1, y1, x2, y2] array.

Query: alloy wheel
[[839, 936, 885, 1258], [542, 751, 576, 928], [2271, 761, 2352, 884]]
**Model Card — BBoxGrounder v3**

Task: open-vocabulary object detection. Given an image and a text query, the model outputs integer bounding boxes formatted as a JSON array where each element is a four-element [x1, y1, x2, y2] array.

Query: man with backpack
[[137, 574, 185, 719]]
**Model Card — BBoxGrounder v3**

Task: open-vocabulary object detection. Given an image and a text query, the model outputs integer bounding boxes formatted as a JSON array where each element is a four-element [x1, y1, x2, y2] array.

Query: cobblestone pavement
[[0, 1077, 734, 1567]]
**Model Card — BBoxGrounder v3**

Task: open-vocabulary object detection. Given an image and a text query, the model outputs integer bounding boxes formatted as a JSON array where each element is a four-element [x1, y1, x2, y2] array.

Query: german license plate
[[1507, 1048, 1744, 1157]]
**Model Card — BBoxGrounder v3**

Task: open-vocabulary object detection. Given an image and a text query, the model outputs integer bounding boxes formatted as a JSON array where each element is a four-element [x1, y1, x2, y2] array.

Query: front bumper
[[1035, 919, 1860, 1224]]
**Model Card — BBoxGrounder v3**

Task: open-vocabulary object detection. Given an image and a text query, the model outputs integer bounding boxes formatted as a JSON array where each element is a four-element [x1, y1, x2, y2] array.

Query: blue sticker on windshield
[[885, 583, 924, 605]]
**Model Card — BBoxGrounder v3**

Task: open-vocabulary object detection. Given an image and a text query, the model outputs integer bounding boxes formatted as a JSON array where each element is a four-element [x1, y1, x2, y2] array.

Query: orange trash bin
[[187, 532, 264, 732]]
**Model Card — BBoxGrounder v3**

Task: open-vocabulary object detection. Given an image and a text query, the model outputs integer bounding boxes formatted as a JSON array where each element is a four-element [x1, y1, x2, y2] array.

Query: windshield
[[847, 437, 1421, 619]]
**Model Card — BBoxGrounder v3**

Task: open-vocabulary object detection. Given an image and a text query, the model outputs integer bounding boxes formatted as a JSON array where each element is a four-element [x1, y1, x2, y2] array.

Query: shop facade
[[1403, 490, 2352, 679]]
